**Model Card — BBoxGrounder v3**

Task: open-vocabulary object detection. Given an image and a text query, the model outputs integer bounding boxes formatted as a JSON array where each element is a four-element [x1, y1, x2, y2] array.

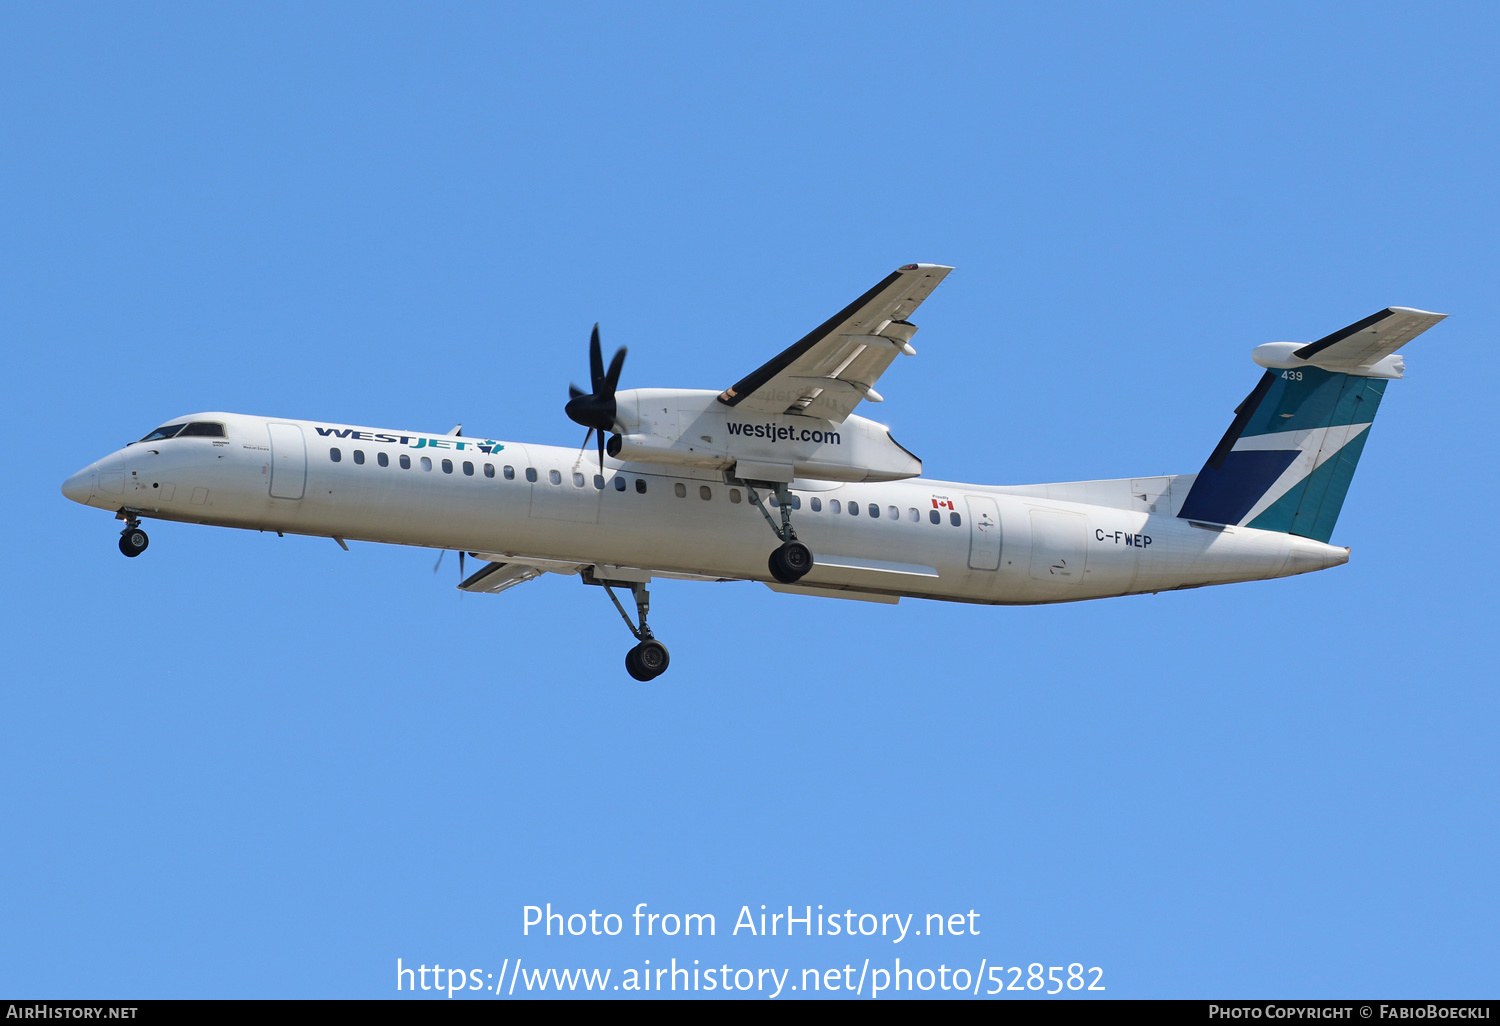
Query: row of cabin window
[[326, 447, 961, 525], [827, 500, 960, 526], [668, 481, 962, 526], [327, 448, 651, 493]]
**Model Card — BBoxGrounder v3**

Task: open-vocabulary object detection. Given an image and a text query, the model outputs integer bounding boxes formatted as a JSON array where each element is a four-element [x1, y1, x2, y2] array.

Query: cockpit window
[[178, 422, 226, 437], [135, 424, 185, 443]]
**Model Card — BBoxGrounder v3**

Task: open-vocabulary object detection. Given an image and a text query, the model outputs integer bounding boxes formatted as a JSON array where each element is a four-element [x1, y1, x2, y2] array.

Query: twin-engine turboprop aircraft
[[62, 265, 1445, 680]]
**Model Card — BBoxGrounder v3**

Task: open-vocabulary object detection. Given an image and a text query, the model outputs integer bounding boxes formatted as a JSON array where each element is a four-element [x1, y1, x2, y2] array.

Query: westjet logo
[[312, 426, 505, 454], [726, 422, 841, 446]]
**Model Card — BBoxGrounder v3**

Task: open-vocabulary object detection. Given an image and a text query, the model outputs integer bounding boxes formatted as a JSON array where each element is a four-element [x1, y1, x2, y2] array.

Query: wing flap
[[458, 561, 548, 594]]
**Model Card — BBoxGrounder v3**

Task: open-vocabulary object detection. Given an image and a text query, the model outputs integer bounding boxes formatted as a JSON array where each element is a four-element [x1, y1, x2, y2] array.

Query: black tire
[[636, 639, 669, 676], [768, 540, 812, 583], [625, 646, 651, 682], [119, 528, 149, 558], [625, 640, 670, 681]]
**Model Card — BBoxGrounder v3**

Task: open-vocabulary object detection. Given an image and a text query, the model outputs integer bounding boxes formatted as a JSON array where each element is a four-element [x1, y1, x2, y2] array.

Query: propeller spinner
[[565, 323, 626, 472]]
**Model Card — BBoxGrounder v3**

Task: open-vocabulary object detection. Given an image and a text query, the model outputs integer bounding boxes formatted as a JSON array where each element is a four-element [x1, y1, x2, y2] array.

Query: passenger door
[[267, 423, 306, 500], [964, 495, 1003, 570]]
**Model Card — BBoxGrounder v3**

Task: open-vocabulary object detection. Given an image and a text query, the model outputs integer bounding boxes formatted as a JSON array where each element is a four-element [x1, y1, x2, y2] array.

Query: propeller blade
[[603, 346, 627, 395], [597, 429, 606, 474], [565, 323, 624, 437], [432, 550, 445, 574], [589, 324, 604, 392], [459, 550, 466, 578]]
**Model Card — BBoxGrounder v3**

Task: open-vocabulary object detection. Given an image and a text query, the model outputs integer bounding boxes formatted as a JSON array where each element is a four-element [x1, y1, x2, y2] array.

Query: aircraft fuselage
[[62, 411, 1349, 607]]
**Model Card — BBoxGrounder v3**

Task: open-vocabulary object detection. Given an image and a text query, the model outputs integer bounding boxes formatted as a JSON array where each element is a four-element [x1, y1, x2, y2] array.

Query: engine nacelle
[[606, 389, 921, 483]]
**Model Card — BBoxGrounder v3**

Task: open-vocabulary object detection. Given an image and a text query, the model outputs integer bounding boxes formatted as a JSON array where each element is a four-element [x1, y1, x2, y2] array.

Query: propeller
[[565, 323, 626, 473], [432, 549, 467, 579]]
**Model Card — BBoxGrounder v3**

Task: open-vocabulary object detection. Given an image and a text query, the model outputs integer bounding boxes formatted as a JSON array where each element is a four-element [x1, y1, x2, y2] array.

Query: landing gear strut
[[583, 568, 670, 681], [117, 514, 149, 558], [743, 481, 812, 584]]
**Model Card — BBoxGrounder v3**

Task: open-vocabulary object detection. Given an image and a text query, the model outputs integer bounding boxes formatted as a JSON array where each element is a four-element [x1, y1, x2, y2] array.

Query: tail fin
[[1177, 307, 1445, 542]]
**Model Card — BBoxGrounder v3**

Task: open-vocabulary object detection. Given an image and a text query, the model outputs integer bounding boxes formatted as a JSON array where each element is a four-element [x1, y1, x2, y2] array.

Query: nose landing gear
[[118, 515, 149, 558], [583, 568, 671, 681]]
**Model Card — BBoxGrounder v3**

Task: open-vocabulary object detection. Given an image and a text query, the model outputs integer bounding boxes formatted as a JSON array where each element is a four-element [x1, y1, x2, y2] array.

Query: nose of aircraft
[[61, 466, 96, 505]]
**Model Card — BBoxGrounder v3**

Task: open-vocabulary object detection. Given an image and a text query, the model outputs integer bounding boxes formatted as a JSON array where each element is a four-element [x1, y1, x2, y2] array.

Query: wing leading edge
[[717, 263, 953, 423]]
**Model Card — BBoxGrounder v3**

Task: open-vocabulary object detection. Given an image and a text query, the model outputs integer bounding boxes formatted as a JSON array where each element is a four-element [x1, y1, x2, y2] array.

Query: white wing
[[716, 263, 952, 423]]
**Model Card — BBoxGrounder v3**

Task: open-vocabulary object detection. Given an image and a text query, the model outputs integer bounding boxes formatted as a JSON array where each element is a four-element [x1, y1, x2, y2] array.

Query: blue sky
[[3, 2, 1497, 999]]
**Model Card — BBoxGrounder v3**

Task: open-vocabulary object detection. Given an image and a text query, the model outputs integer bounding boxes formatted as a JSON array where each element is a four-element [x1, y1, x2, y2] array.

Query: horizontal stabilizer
[[1254, 307, 1447, 379], [1294, 307, 1446, 366]]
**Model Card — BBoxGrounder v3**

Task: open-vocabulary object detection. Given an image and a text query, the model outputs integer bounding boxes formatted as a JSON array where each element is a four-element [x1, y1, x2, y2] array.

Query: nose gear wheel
[[118, 515, 149, 558]]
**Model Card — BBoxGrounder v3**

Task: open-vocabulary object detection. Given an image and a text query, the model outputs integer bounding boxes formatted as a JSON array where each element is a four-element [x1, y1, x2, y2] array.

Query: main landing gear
[[117, 514, 149, 558], [583, 568, 671, 682], [742, 481, 812, 585]]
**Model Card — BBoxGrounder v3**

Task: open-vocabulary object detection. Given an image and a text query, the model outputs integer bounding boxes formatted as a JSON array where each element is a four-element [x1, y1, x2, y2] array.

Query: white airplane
[[62, 265, 1445, 680]]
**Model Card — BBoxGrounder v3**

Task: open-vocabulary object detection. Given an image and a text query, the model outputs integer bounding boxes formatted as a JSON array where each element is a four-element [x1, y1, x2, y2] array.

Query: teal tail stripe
[[1245, 377, 1385, 542], [1180, 367, 1388, 541], [1239, 367, 1384, 439]]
